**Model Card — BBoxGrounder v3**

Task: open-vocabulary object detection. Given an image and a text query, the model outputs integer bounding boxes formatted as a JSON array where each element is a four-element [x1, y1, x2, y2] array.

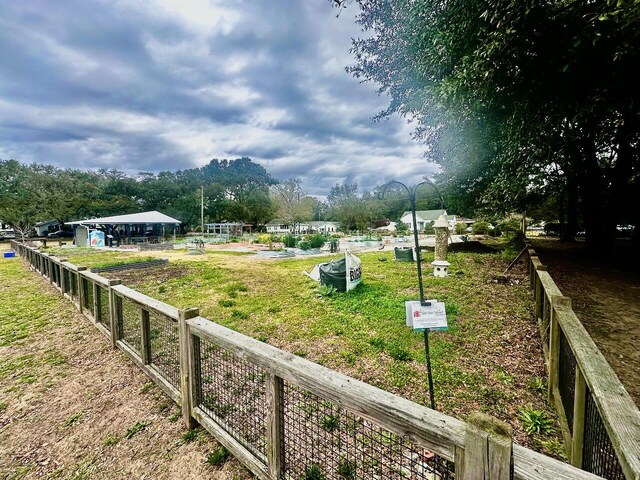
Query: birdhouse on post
[[432, 214, 450, 277]]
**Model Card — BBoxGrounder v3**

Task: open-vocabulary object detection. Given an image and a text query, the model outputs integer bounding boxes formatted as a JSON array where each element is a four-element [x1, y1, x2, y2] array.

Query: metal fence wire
[[280, 381, 456, 480], [195, 337, 268, 460], [62, 268, 70, 294], [582, 387, 625, 480], [149, 311, 180, 388], [70, 272, 78, 302], [82, 278, 94, 314], [558, 329, 576, 433], [97, 286, 109, 327], [119, 296, 142, 355]]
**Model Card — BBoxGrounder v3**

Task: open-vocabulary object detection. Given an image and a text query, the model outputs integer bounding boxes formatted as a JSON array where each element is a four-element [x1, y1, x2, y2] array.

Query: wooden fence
[[10, 240, 607, 480], [526, 242, 640, 480]]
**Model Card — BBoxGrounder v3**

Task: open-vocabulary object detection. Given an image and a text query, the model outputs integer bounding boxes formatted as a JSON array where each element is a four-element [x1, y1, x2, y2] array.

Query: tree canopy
[[343, 0, 640, 250], [0, 158, 277, 233]]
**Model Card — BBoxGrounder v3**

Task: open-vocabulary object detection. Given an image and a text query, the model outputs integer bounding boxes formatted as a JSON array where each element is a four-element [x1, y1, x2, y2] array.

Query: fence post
[[463, 412, 513, 480], [571, 366, 587, 467], [77, 267, 87, 313], [179, 307, 199, 429], [548, 296, 571, 402], [140, 309, 152, 365], [108, 279, 122, 348], [267, 373, 283, 479]]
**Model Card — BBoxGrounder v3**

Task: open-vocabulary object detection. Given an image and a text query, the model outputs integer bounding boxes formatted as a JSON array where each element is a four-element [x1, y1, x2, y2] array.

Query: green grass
[[3, 246, 561, 453]]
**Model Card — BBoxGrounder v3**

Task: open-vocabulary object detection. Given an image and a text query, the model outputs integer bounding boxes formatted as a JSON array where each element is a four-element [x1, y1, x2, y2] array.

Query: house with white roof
[[400, 209, 457, 232]]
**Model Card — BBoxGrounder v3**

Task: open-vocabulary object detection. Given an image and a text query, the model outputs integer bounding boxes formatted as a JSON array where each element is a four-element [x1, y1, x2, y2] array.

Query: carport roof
[[65, 210, 181, 226]]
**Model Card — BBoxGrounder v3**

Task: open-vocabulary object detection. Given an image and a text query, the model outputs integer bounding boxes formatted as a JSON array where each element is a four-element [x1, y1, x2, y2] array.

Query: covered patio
[[66, 210, 181, 247]]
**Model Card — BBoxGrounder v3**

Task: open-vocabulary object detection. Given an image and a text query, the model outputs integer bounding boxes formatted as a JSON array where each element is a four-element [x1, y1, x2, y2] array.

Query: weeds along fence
[[10, 241, 605, 480], [526, 242, 640, 480]]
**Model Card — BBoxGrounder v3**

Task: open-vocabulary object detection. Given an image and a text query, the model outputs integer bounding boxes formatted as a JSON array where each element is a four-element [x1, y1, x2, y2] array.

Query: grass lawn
[[0, 256, 251, 479], [36, 245, 564, 456]]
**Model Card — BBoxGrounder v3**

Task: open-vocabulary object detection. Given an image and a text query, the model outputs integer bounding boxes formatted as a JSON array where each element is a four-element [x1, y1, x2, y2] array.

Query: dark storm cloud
[[0, 0, 434, 194]]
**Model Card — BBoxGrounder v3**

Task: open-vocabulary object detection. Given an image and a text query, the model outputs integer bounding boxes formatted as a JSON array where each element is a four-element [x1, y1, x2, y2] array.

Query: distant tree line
[[1, 157, 453, 237], [0, 157, 277, 234]]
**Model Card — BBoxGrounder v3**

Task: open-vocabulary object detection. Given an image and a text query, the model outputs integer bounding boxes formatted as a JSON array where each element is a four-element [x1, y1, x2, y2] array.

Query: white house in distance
[[401, 209, 457, 232], [265, 219, 340, 234]]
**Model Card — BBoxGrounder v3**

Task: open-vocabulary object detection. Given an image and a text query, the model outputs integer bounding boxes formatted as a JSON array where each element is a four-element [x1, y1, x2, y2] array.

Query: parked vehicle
[[0, 228, 16, 240], [47, 229, 73, 238]]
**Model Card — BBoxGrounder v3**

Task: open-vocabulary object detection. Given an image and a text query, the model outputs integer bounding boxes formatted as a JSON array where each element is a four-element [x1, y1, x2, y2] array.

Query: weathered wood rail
[[10, 240, 607, 480], [526, 241, 640, 480]]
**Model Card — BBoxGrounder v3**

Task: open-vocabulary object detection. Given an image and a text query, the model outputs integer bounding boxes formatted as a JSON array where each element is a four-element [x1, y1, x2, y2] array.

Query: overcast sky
[[0, 0, 435, 196]]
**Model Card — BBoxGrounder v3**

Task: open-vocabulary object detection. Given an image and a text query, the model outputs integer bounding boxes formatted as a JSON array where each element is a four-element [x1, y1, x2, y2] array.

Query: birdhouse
[[432, 259, 450, 278]]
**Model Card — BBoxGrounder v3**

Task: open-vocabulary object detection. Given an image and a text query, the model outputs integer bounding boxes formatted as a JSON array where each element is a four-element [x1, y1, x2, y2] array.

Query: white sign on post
[[405, 300, 448, 331]]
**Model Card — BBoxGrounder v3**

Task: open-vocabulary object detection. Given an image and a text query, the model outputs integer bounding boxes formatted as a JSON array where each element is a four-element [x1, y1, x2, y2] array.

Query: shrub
[[454, 223, 467, 235], [256, 233, 272, 245], [298, 240, 312, 250], [308, 234, 327, 248], [471, 220, 490, 235], [283, 234, 298, 248], [423, 223, 435, 235]]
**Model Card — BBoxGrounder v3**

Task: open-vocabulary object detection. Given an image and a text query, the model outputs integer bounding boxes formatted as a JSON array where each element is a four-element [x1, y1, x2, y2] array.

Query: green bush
[[298, 240, 312, 250], [256, 233, 271, 244], [396, 223, 408, 235], [471, 221, 490, 235], [283, 234, 298, 248], [455, 223, 467, 234], [423, 223, 435, 235], [308, 234, 327, 248]]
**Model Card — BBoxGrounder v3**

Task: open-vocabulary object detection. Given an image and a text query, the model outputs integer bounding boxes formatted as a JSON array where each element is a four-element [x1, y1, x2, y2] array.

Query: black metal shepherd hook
[[379, 179, 444, 411]]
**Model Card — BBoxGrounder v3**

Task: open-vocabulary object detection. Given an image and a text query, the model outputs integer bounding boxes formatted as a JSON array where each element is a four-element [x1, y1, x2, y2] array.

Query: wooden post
[[93, 282, 100, 322], [140, 309, 152, 365], [266, 373, 283, 479], [571, 366, 587, 468], [77, 267, 87, 312], [59, 260, 68, 296], [179, 307, 199, 429], [463, 412, 513, 480], [548, 296, 571, 402], [108, 279, 122, 348]]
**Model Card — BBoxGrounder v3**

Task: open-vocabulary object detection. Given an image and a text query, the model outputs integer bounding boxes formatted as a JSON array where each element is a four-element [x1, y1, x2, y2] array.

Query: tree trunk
[[560, 172, 578, 242], [578, 135, 615, 255]]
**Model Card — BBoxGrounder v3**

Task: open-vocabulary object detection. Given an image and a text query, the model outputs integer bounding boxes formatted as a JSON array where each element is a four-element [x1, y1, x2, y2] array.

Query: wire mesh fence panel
[[280, 381, 456, 480], [119, 296, 142, 355], [97, 286, 110, 327], [558, 328, 576, 433], [149, 311, 180, 388], [582, 387, 625, 480], [194, 337, 268, 460], [70, 272, 79, 303], [62, 268, 70, 294], [81, 278, 94, 313]]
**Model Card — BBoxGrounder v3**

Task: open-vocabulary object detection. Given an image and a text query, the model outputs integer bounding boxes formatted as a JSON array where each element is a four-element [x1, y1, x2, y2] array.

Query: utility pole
[[201, 186, 204, 236]]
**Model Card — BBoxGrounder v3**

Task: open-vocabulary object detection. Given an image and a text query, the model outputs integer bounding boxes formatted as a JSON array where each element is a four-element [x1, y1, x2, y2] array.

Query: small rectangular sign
[[405, 300, 448, 331]]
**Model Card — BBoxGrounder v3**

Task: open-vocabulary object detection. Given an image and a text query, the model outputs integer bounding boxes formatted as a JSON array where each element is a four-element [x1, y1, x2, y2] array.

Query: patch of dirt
[[531, 238, 640, 405], [0, 272, 251, 479], [101, 263, 192, 285]]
